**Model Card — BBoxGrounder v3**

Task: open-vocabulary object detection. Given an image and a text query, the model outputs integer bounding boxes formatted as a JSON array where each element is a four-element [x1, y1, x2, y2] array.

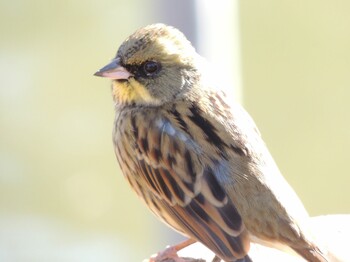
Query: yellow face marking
[[112, 78, 161, 106]]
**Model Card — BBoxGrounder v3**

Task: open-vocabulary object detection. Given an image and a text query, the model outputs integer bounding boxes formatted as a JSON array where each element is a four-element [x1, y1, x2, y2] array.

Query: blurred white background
[[0, 0, 349, 261]]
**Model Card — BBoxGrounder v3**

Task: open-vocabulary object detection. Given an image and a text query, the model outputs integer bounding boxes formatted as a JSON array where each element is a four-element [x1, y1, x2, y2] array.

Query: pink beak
[[94, 57, 133, 80]]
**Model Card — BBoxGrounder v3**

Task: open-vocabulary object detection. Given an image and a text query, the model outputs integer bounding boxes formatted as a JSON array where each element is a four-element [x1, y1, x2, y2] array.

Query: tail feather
[[213, 254, 252, 262], [292, 246, 328, 262]]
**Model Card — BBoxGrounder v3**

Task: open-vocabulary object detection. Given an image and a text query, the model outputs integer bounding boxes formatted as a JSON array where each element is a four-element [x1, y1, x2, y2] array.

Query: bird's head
[[94, 24, 201, 106]]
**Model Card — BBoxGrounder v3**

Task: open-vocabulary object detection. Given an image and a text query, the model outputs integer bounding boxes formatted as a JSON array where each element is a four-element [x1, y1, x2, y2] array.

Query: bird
[[94, 24, 328, 262]]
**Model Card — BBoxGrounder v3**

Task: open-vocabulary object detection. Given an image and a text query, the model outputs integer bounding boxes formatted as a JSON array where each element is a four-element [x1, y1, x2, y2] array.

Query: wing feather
[[120, 110, 250, 260]]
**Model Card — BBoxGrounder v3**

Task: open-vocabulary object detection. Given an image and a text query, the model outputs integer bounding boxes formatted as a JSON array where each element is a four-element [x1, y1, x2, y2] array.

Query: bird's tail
[[215, 254, 252, 262], [292, 246, 328, 262], [237, 254, 253, 262]]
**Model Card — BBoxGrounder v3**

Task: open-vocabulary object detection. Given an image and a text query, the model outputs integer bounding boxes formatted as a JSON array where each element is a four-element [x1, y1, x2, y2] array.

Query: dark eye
[[142, 61, 161, 77]]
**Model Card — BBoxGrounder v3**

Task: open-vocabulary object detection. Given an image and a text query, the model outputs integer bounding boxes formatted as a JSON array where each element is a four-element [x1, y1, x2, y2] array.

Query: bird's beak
[[94, 57, 133, 80]]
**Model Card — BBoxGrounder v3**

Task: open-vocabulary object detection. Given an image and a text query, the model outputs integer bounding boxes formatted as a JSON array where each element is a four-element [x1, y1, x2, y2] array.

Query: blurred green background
[[0, 0, 349, 261]]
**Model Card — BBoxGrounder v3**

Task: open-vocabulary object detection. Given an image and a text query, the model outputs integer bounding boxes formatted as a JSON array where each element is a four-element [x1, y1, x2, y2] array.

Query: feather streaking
[[95, 24, 328, 262]]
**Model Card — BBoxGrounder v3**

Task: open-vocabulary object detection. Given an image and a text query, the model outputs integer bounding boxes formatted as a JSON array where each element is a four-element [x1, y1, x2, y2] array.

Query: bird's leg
[[147, 239, 196, 262], [172, 238, 196, 252]]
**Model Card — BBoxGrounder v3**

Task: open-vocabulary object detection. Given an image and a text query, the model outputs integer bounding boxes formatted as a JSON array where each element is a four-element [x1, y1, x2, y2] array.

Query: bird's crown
[[95, 24, 200, 106]]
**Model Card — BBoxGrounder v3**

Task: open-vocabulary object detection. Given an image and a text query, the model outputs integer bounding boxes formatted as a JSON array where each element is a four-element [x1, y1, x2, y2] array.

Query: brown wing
[[122, 108, 250, 261]]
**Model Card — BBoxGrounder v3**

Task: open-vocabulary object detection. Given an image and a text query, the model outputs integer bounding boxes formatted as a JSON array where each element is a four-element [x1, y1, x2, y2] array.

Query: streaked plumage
[[95, 24, 327, 261]]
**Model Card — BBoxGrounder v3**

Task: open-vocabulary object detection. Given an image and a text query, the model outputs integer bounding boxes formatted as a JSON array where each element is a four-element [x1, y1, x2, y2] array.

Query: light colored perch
[[146, 215, 350, 261]]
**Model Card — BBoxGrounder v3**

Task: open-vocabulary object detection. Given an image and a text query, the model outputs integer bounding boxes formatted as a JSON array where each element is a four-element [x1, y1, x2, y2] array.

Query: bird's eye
[[143, 61, 161, 77]]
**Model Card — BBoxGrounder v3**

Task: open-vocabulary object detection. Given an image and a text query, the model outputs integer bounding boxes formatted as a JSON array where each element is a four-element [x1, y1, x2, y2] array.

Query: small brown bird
[[95, 24, 327, 261]]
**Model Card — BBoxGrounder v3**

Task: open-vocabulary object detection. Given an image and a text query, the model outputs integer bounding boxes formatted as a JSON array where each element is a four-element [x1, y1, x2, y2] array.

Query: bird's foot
[[147, 246, 186, 262], [145, 239, 197, 262]]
